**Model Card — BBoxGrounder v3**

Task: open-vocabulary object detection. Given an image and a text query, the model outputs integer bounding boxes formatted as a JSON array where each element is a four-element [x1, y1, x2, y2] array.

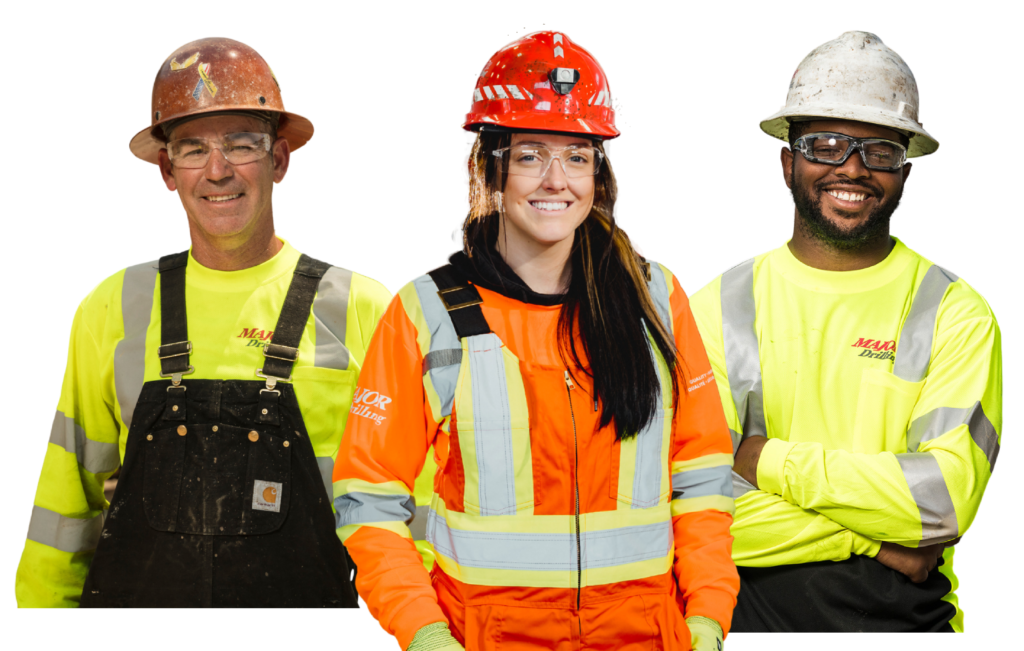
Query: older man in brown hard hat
[[16, 38, 390, 607]]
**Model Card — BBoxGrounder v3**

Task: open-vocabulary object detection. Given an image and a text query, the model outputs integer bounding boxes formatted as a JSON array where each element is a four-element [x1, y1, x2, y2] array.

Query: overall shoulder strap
[[157, 251, 192, 383], [426, 264, 491, 338], [260, 254, 332, 383]]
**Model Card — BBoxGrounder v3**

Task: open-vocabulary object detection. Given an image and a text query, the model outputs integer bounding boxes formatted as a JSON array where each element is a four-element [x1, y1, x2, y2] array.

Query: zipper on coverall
[[564, 370, 584, 643]]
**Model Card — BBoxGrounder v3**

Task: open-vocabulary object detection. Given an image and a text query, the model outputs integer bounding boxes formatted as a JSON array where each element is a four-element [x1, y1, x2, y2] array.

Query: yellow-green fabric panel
[[937, 546, 963, 632], [672, 494, 735, 516], [15, 541, 93, 608], [337, 521, 413, 543]]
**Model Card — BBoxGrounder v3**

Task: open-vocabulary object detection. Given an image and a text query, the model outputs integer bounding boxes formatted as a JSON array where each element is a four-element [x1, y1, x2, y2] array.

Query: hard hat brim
[[760, 106, 938, 158], [463, 111, 620, 140], [129, 108, 314, 164]]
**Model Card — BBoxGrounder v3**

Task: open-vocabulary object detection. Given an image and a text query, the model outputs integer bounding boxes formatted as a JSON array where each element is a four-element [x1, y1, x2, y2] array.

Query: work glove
[[686, 616, 724, 651], [406, 622, 464, 651]]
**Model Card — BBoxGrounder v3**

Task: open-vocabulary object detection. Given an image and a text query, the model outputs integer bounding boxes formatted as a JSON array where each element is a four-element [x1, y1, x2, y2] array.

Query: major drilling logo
[[852, 337, 896, 361], [350, 388, 392, 425], [238, 327, 274, 349]]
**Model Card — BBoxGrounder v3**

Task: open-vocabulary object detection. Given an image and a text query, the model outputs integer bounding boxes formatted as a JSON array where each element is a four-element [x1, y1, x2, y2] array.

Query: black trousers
[[732, 556, 955, 632]]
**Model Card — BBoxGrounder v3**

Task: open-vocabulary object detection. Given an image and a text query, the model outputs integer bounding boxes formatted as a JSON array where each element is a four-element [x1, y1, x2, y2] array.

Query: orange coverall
[[334, 265, 738, 649]]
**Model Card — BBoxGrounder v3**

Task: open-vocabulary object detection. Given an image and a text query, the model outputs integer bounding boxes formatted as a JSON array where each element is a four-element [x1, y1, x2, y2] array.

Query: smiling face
[[783, 119, 911, 250], [158, 113, 289, 244], [499, 132, 597, 252]]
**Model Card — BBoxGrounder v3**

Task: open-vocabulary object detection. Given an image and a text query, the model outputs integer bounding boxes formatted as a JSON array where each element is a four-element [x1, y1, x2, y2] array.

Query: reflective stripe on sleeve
[[409, 504, 430, 541], [113, 260, 158, 430], [896, 452, 959, 544], [413, 275, 462, 417], [423, 349, 463, 375], [312, 266, 353, 371], [893, 265, 958, 383], [907, 401, 1000, 471], [671, 466, 733, 500], [334, 492, 416, 527], [316, 456, 335, 501], [26, 505, 104, 554], [48, 411, 119, 475], [646, 261, 672, 333], [720, 259, 766, 447]]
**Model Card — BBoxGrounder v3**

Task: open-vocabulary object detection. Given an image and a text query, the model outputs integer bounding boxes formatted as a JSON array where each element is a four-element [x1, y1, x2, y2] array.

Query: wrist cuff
[[755, 438, 791, 496]]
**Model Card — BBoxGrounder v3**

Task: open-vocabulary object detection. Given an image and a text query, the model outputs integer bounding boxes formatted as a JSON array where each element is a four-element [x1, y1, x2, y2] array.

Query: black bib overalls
[[81, 252, 358, 607]]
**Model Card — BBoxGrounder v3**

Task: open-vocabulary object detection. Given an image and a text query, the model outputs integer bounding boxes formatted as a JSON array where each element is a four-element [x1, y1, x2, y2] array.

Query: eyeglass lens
[[803, 134, 903, 170], [504, 144, 601, 178], [167, 132, 270, 169]]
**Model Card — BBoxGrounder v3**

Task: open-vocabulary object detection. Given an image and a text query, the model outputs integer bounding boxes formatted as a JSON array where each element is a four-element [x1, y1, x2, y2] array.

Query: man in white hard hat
[[15, 38, 390, 607], [690, 31, 1001, 631]]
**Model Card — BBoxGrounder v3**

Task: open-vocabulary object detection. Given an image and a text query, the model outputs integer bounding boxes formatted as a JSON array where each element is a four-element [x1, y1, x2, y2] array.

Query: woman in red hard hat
[[333, 31, 738, 650]]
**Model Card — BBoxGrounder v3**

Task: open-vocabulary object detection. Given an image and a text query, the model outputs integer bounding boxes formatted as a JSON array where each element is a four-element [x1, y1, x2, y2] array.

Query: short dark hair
[[787, 119, 910, 148]]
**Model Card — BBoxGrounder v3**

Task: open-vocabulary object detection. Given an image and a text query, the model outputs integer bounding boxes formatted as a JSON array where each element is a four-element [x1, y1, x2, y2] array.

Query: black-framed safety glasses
[[793, 132, 908, 171]]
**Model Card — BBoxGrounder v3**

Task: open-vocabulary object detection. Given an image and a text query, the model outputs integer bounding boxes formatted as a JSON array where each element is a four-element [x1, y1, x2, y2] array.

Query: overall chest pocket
[[851, 368, 925, 453], [142, 423, 292, 535]]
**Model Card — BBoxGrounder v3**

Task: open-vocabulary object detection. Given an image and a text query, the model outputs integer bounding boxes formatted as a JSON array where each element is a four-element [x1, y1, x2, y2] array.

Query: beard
[[791, 172, 903, 251]]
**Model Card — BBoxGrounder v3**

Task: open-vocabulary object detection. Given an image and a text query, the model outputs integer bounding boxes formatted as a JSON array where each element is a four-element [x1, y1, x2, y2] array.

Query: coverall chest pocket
[[851, 368, 925, 453], [142, 423, 292, 535]]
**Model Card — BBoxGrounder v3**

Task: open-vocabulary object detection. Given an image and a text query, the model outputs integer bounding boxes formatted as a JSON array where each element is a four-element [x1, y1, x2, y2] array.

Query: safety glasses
[[492, 143, 605, 178], [166, 132, 272, 169], [793, 132, 907, 171]]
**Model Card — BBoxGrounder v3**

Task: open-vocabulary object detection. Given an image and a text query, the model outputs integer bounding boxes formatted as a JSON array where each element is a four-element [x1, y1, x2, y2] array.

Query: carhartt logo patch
[[252, 480, 282, 512]]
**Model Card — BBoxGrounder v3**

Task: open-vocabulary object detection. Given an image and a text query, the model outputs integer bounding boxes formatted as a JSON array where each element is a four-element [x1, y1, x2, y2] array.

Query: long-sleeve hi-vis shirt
[[333, 262, 738, 650], [16, 240, 391, 607], [690, 239, 1001, 630]]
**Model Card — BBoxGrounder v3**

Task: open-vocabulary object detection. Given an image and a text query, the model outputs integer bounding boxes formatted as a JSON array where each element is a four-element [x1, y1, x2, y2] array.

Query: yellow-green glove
[[686, 616, 724, 651], [406, 622, 464, 651]]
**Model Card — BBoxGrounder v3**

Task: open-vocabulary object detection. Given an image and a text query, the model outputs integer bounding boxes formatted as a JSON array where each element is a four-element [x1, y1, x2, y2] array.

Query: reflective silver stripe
[[316, 456, 334, 501], [671, 465, 732, 500], [468, 333, 519, 516], [409, 504, 430, 541], [896, 452, 959, 544], [720, 259, 766, 447], [48, 411, 119, 475], [907, 401, 1000, 471], [732, 471, 756, 499], [313, 266, 353, 371], [26, 505, 104, 553], [632, 346, 667, 508], [893, 265, 958, 382], [113, 261, 158, 430], [423, 349, 463, 375], [427, 511, 671, 571], [646, 261, 672, 333], [414, 274, 462, 417], [333, 492, 415, 527]]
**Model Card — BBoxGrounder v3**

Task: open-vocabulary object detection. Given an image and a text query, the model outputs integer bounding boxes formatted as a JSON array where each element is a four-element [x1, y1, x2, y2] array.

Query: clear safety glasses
[[166, 132, 272, 169], [492, 143, 605, 178], [793, 132, 908, 171]]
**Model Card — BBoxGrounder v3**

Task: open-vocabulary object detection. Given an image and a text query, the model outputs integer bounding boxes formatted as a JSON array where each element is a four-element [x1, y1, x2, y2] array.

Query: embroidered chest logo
[[852, 337, 896, 361], [238, 326, 275, 349], [350, 388, 392, 425]]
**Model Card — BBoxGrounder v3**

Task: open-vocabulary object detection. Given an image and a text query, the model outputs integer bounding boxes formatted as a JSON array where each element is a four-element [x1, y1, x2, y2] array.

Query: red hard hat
[[463, 31, 619, 139], [129, 37, 313, 164]]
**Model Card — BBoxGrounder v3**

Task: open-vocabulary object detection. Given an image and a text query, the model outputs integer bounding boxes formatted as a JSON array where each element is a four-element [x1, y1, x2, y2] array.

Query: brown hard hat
[[129, 37, 313, 164]]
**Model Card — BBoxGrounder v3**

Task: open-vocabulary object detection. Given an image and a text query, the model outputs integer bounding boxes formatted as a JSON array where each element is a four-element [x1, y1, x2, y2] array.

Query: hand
[[686, 616, 724, 651], [874, 539, 957, 583], [733, 436, 768, 488]]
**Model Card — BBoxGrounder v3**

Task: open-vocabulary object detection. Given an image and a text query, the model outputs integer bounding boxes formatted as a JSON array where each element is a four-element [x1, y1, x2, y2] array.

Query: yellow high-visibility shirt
[[16, 240, 391, 607], [691, 239, 1001, 631]]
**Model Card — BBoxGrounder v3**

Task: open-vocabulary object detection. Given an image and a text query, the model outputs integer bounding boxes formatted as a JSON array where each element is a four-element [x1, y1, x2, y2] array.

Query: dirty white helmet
[[761, 31, 938, 158]]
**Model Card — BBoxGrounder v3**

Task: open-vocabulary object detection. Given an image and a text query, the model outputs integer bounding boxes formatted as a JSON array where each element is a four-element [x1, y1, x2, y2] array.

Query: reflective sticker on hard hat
[[474, 88, 484, 102], [604, 92, 613, 108], [493, 85, 508, 100], [170, 52, 199, 71], [554, 46, 564, 58], [482, 86, 495, 100], [197, 63, 218, 98], [507, 85, 526, 100], [553, 34, 563, 44], [594, 90, 607, 106], [535, 101, 551, 111], [253, 480, 283, 512], [534, 81, 551, 90], [588, 93, 596, 106], [577, 119, 592, 132], [523, 88, 533, 100]]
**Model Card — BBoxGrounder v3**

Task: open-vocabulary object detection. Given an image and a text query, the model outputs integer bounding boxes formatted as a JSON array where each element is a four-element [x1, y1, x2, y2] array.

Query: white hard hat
[[761, 31, 938, 158]]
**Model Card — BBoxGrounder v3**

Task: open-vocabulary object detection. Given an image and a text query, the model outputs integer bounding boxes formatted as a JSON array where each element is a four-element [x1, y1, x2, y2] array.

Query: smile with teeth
[[826, 190, 868, 202], [204, 193, 242, 202], [530, 201, 570, 211]]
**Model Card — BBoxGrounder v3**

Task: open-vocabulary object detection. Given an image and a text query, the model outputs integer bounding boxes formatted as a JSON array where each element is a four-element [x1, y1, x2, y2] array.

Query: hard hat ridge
[[760, 31, 938, 157]]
